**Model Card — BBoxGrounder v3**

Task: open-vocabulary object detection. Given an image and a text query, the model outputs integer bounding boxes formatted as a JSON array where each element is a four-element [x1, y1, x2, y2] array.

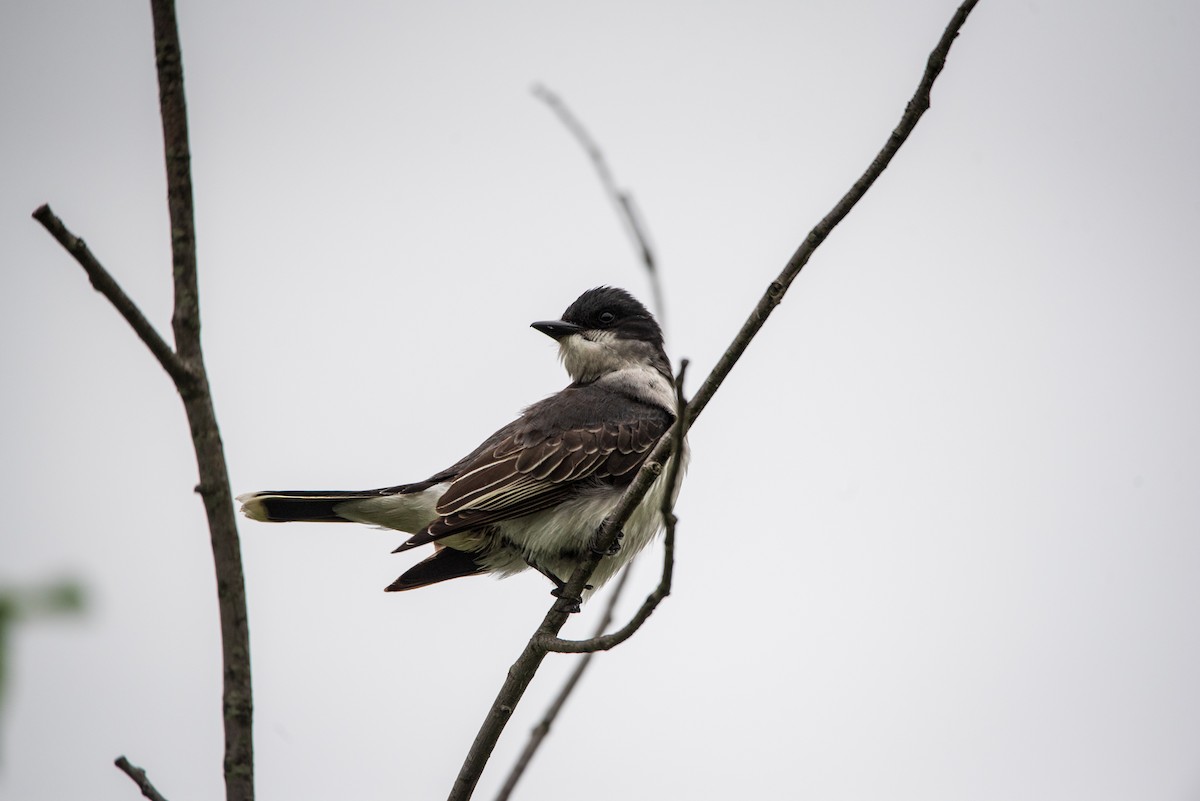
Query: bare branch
[[115, 756, 171, 801], [491, 566, 633, 801], [449, 445, 683, 798], [146, 3, 254, 799], [540, 359, 688, 655], [30, 204, 192, 387], [148, 0, 200, 365], [450, 2, 980, 796], [533, 84, 666, 328], [684, 0, 981, 428], [499, 86, 672, 792], [35, 2, 255, 799], [493, 361, 688, 798]]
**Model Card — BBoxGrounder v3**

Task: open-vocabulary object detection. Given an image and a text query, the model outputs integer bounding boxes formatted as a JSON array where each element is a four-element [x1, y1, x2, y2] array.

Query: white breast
[[474, 447, 686, 593]]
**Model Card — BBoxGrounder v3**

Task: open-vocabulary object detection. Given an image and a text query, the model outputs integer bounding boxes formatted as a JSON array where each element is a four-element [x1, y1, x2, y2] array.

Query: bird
[[238, 286, 684, 604]]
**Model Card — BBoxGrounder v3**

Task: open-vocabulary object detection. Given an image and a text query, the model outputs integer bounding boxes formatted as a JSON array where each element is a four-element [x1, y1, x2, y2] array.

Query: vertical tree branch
[[146, 3, 254, 800], [449, 2, 980, 796], [149, 0, 199, 364], [35, 2, 254, 799]]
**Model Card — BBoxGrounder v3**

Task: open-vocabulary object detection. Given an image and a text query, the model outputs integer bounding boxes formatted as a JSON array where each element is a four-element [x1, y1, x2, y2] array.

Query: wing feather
[[604, 447, 647, 477], [417, 383, 673, 543]]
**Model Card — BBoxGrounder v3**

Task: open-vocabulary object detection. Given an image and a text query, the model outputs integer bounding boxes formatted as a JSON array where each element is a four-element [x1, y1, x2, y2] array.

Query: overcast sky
[[4, 1, 1200, 799]]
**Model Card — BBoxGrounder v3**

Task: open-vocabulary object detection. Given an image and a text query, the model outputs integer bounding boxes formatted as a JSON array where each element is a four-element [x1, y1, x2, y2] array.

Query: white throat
[[559, 329, 663, 377], [556, 332, 673, 411]]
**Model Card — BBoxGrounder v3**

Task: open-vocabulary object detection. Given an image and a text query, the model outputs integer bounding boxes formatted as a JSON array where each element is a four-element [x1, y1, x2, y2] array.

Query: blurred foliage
[[0, 578, 87, 717]]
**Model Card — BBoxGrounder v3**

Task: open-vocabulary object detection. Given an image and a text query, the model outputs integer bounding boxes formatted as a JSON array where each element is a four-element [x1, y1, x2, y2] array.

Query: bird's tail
[[237, 490, 384, 523], [239, 486, 486, 592], [238, 480, 445, 533]]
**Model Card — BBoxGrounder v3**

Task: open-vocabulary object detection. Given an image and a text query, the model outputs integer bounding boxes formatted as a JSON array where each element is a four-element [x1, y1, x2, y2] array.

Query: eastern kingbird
[[239, 287, 684, 599]]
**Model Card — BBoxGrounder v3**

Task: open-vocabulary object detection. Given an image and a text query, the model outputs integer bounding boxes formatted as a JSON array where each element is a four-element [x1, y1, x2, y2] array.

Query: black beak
[[531, 319, 583, 341]]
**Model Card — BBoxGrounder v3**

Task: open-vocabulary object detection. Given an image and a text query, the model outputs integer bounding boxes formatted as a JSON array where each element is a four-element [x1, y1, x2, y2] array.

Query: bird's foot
[[550, 585, 586, 613], [589, 529, 624, 557], [529, 558, 590, 612]]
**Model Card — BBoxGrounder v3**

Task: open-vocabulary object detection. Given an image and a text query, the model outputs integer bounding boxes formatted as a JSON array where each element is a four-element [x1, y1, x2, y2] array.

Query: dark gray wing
[[393, 383, 673, 552]]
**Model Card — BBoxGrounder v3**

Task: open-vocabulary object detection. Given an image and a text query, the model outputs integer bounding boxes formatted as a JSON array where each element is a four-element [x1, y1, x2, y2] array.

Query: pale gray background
[[3, 1, 1199, 799]]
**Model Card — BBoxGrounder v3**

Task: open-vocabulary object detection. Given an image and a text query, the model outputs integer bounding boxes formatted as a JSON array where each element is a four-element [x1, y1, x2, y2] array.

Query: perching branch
[[494, 87, 674, 794], [539, 359, 688, 655], [491, 566, 632, 801], [450, 2, 980, 797], [533, 83, 666, 328], [491, 361, 687, 800], [447, 411, 681, 800], [33, 1, 254, 800], [114, 757, 171, 801], [683, 0, 981, 429]]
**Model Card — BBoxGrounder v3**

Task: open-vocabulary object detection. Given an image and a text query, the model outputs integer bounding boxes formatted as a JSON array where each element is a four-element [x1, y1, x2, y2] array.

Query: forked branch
[[539, 359, 688, 655], [491, 566, 631, 801], [493, 86, 675, 797], [450, 1, 980, 797], [492, 361, 687, 800], [32, 1, 254, 799]]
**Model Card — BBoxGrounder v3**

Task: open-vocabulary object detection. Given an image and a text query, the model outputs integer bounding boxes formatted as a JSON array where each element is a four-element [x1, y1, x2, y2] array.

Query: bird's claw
[[589, 529, 624, 557], [550, 584, 588, 613]]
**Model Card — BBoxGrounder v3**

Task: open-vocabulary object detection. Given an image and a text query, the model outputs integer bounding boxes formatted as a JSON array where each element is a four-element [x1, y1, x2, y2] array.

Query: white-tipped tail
[[236, 493, 272, 522]]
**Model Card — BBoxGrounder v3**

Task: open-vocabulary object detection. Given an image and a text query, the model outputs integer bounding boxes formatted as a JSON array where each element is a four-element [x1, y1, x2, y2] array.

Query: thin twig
[[533, 84, 666, 329], [449, 3, 980, 797], [115, 756, 171, 801], [683, 0, 981, 429], [31, 205, 192, 387]]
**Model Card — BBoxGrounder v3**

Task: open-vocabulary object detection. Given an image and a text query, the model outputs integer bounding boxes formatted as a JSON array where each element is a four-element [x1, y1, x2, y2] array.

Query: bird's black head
[[532, 287, 662, 343], [531, 287, 669, 384], [563, 286, 662, 342]]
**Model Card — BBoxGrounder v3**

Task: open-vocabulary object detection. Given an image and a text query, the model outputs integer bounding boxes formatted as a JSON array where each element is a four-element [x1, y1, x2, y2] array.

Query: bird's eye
[[598, 311, 616, 325]]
